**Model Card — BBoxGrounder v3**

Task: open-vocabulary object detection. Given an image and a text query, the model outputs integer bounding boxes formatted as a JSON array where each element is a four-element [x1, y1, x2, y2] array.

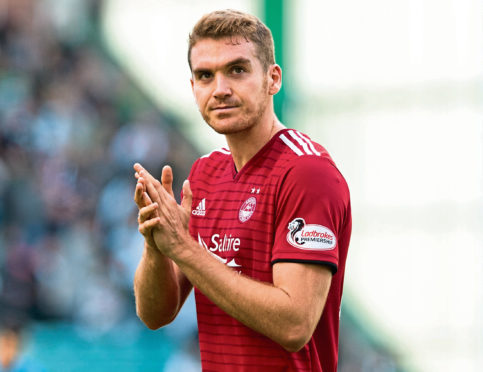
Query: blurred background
[[0, 0, 481, 371]]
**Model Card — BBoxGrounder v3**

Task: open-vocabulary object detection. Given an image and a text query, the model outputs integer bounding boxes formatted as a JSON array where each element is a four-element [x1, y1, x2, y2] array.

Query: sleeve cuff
[[271, 259, 337, 275]]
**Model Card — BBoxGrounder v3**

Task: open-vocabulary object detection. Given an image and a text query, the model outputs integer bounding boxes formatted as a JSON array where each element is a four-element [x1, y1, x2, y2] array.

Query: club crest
[[239, 197, 256, 223]]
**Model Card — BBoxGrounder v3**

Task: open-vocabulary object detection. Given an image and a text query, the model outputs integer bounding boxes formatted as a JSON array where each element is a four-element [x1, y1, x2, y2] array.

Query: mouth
[[210, 105, 238, 112]]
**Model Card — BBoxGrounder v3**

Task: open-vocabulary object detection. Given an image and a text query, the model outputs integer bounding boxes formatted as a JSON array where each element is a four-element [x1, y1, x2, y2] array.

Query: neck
[[226, 113, 285, 172]]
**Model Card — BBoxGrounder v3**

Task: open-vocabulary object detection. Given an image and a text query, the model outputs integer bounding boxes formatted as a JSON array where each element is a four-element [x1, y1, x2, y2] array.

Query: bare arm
[[133, 165, 193, 329], [175, 244, 331, 352], [137, 164, 332, 351], [133, 241, 192, 329]]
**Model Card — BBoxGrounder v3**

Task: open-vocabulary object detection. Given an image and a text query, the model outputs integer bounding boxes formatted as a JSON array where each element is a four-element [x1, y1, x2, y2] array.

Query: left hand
[[133, 163, 193, 259]]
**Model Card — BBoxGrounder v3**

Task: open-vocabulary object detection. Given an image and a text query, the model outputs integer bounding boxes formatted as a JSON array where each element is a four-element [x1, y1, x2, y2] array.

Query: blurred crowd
[[0, 0, 197, 335]]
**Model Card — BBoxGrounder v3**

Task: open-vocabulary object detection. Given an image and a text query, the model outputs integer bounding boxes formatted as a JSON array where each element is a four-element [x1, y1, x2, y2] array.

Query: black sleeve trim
[[271, 259, 338, 275]]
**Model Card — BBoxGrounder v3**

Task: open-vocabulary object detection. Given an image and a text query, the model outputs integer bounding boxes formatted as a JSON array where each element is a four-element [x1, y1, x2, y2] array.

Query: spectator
[[0, 0, 196, 334], [0, 322, 47, 372]]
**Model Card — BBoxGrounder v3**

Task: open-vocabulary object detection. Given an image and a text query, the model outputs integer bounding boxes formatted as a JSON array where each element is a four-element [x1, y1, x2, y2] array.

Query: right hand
[[134, 164, 181, 250], [134, 172, 157, 249], [134, 164, 193, 257]]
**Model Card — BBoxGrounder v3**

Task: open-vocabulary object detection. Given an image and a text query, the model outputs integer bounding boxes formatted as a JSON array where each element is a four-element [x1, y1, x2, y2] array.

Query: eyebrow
[[225, 58, 251, 67], [192, 57, 252, 75]]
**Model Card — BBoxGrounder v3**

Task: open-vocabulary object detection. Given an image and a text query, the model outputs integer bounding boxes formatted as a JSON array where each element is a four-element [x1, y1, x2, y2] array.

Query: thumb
[[181, 180, 193, 213], [161, 165, 174, 198]]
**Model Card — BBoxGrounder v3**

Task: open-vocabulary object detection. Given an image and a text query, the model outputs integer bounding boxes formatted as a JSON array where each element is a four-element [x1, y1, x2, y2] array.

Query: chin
[[206, 117, 254, 135]]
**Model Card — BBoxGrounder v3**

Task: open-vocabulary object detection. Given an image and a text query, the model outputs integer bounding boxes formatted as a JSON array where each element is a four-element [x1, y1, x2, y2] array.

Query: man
[[133, 9, 351, 372], [0, 323, 46, 372]]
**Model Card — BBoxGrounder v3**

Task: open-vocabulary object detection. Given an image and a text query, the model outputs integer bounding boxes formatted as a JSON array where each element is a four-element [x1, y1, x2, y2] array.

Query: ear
[[190, 77, 194, 92], [267, 64, 282, 96]]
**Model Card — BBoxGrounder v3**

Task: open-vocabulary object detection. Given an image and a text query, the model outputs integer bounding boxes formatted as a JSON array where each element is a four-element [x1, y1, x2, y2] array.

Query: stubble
[[202, 77, 269, 135]]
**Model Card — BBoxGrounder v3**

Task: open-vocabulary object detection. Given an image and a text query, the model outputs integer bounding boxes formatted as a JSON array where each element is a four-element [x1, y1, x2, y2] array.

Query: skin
[[0, 330, 20, 369], [133, 37, 332, 352], [189, 37, 284, 171]]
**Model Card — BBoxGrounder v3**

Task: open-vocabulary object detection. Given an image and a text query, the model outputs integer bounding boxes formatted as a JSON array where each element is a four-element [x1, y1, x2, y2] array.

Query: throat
[[229, 119, 283, 172]]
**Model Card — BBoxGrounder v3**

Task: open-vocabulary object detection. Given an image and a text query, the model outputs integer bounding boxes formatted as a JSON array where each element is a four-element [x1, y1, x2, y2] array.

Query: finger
[[138, 202, 158, 223], [181, 180, 193, 213], [142, 191, 153, 206], [139, 217, 161, 235], [135, 178, 152, 207], [134, 164, 155, 185], [134, 164, 145, 181], [161, 165, 174, 198], [138, 167, 172, 207], [133, 163, 145, 174], [134, 182, 145, 208], [134, 164, 160, 189], [136, 165, 161, 193], [144, 174, 164, 207]]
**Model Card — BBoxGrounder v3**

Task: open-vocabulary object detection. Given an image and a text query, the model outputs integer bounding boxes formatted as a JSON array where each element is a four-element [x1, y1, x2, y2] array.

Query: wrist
[[144, 240, 163, 259], [171, 233, 203, 266]]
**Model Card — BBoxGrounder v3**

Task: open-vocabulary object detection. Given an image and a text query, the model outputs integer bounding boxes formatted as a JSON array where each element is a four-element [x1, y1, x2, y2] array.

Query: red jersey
[[188, 128, 351, 372]]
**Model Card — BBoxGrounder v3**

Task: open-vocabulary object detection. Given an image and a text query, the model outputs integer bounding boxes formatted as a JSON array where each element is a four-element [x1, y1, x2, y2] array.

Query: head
[[0, 325, 22, 368], [188, 9, 275, 72], [188, 10, 281, 135]]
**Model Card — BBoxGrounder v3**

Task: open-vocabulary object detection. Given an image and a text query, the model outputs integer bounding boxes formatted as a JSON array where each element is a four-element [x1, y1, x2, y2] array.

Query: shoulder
[[276, 130, 346, 185], [277, 129, 328, 158], [279, 156, 350, 206], [274, 130, 350, 201], [287, 156, 346, 187], [188, 147, 231, 179], [199, 147, 231, 160]]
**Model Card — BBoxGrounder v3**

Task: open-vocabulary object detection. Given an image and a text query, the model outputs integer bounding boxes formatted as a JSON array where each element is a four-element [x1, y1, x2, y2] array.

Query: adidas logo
[[192, 198, 206, 216]]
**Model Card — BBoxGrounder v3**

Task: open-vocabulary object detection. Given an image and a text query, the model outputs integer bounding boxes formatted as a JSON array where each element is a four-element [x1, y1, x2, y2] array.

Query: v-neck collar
[[230, 128, 290, 182]]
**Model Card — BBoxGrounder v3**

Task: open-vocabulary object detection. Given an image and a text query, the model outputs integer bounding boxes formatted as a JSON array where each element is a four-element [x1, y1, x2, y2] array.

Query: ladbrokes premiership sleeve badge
[[287, 217, 336, 250]]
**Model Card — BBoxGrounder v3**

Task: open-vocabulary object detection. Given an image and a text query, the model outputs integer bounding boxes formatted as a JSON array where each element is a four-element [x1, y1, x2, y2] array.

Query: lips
[[211, 105, 238, 111]]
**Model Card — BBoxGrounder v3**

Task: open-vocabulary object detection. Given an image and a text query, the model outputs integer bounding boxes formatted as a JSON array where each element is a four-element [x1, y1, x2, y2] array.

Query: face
[[0, 331, 20, 368], [190, 37, 278, 135]]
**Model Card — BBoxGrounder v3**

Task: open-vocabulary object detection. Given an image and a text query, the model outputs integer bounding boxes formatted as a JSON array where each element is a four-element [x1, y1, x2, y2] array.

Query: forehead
[[190, 37, 259, 70]]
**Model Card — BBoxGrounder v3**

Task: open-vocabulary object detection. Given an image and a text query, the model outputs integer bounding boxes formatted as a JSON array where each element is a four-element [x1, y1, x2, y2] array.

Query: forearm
[[174, 238, 313, 351], [133, 164, 326, 347], [134, 242, 191, 329]]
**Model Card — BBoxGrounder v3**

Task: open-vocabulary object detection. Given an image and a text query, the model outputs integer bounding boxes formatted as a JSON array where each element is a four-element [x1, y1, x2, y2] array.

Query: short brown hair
[[188, 9, 275, 71]]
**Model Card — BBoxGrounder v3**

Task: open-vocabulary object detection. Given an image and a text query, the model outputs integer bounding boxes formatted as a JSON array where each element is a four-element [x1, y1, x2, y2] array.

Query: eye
[[197, 72, 212, 80], [231, 66, 245, 74]]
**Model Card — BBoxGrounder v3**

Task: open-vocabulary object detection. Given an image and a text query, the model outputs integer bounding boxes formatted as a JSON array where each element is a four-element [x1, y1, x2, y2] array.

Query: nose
[[213, 74, 232, 99]]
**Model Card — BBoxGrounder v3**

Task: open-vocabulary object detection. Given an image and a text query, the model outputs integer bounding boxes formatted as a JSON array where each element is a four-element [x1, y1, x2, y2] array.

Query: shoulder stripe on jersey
[[288, 130, 314, 155], [200, 147, 231, 159], [279, 134, 303, 156], [296, 131, 321, 156]]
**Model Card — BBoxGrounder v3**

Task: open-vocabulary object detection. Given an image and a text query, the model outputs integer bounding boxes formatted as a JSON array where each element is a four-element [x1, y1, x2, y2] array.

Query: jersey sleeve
[[271, 156, 350, 274]]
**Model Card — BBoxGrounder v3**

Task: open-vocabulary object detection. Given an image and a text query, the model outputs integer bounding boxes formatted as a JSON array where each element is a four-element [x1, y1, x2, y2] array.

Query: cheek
[[194, 89, 208, 109]]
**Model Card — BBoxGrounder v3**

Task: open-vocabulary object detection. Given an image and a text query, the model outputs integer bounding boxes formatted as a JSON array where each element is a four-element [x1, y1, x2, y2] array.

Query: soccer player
[[133, 9, 351, 372]]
